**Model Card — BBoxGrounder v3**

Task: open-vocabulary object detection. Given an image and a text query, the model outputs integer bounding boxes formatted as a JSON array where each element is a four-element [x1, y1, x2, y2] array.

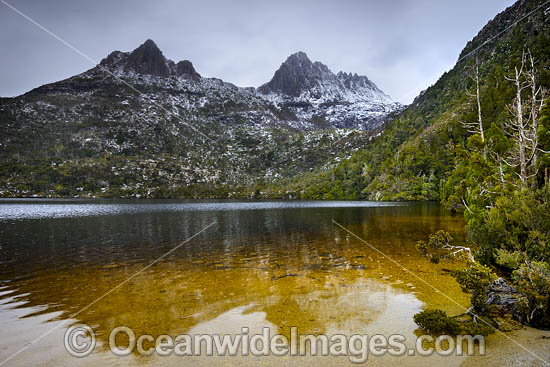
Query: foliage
[[267, 1, 550, 202], [458, 319, 495, 336], [469, 187, 550, 266], [416, 230, 475, 264], [416, 230, 452, 264], [413, 309, 495, 336], [495, 249, 524, 271], [452, 261, 498, 310], [413, 309, 460, 335], [513, 261, 550, 327]]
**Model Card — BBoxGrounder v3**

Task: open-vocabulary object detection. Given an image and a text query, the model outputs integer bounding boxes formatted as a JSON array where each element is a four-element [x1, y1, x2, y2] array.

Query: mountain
[[100, 39, 201, 79], [259, 52, 401, 129], [265, 0, 550, 200], [0, 40, 398, 198]]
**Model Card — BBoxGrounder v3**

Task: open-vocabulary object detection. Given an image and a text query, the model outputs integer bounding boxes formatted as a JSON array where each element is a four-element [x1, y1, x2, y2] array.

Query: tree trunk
[[515, 66, 528, 187], [475, 62, 485, 151]]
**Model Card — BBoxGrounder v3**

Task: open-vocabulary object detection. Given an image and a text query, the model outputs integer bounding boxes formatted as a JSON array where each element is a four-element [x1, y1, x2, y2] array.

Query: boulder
[[485, 278, 523, 319]]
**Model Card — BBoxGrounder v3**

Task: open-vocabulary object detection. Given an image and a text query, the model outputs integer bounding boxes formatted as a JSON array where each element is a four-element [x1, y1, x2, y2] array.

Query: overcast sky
[[1, 0, 516, 103]]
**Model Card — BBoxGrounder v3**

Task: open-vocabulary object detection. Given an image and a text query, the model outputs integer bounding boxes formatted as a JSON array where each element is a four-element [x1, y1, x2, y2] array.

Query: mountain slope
[[264, 0, 550, 200], [0, 41, 398, 198], [259, 52, 401, 130]]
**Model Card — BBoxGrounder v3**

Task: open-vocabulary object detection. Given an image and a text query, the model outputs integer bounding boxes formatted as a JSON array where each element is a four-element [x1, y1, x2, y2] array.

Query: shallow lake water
[[0, 199, 548, 366]]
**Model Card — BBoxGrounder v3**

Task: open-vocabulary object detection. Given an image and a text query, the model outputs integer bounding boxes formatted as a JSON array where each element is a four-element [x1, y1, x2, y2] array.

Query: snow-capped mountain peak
[[0, 40, 404, 197], [258, 52, 333, 96], [99, 39, 201, 79], [95, 44, 400, 130], [258, 51, 401, 129]]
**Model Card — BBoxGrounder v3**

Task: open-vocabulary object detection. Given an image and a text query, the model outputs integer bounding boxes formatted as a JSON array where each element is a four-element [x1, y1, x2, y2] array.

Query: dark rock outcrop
[[485, 278, 522, 318], [176, 60, 201, 79], [124, 39, 170, 77], [257, 51, 400, 130], [258, 51, 330, 96], [258, 51, 388, 99], [98, 39, 201, 80]]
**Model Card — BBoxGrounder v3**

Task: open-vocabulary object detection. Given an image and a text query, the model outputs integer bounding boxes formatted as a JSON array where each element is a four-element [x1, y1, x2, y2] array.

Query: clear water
[[3, 199, 534, 366]]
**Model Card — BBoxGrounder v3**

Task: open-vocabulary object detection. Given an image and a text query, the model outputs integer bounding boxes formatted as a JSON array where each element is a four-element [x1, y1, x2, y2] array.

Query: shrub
[[413, 309, 460, 334], [458, 319, 495, 336], [452, 261, 497, 310], [414, 309, 495, 336], [513, 261, 550, 327]]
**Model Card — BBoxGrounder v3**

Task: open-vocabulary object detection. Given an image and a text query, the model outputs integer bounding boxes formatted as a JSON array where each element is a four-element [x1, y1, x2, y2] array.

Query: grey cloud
[[1, 0, 516, 103]]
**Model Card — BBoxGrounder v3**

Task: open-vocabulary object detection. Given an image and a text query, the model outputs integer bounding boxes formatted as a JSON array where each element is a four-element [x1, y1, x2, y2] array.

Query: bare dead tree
[[473, 58, 485, 146], [463, 58, 486, 158], [486, 147, 508, 189], [503, 49, 546, 188]]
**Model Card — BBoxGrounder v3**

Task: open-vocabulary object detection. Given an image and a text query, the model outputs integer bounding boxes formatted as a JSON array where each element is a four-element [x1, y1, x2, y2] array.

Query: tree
[[416, 231, 497, 323], [416, 230, 474, 263], [503, 50, 546, 188], [463, 58, 486, 158]]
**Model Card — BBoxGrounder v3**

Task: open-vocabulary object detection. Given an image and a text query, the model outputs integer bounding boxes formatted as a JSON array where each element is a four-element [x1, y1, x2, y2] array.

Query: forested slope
[[265, 0, 550, 202]]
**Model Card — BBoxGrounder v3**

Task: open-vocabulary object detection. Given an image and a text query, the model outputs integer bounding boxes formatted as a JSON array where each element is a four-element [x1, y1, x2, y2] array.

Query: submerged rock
[[271, 273, 298, 281]]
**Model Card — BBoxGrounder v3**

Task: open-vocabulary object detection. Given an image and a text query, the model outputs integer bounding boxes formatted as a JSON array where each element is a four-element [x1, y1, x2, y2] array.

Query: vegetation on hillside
[[264, 0, 550, 202], [411, 53, 550, 330]]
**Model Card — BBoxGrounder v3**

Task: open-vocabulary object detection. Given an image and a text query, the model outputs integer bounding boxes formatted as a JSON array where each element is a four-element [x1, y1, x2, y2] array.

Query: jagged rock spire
[[176, 60, 200, 79], [258, 51, 332, 96], [99, 39, 201, 79], [258, 51, 388, 100], [124, 39, 170, 77]]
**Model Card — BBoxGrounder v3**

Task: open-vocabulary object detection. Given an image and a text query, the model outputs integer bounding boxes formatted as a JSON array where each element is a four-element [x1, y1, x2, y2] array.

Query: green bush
[[413, 309, 460, 334], [416, 230, 453, 262], [513, 261, 550, 327], [414, 309, 495, 336], [458, 319, 495, 336], [452, 261, 497, 310]]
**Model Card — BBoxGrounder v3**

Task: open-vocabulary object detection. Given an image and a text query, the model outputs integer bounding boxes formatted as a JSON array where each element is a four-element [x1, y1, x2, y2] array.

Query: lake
[[0, 199, 547, 366]]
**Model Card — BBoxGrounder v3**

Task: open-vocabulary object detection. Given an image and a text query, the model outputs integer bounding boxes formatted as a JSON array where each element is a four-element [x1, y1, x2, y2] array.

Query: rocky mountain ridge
[[94, 40, 402, 130], [0, 39, 400, 198], [99, 39, 201, 79], [259, 51, 401, 129]]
